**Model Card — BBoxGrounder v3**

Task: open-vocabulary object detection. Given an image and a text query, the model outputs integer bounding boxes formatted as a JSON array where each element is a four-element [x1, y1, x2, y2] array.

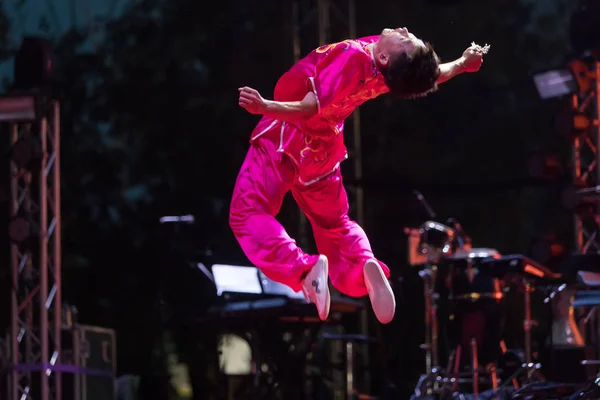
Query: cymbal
[[449, 248, 499, 260]]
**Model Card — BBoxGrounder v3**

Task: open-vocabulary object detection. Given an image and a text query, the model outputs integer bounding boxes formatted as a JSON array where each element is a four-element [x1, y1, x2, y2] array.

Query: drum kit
[[406, 192, 572, 399]]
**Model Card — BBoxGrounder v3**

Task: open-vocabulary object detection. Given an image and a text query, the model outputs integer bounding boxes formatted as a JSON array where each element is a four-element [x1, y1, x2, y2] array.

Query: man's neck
[[369, 42, 382, 70], [369, 42, 377, 59]]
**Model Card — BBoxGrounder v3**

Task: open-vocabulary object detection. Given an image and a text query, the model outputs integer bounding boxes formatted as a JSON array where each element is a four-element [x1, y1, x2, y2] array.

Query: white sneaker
[[364, 259, 395, 324], [301, 255, 331, 321]]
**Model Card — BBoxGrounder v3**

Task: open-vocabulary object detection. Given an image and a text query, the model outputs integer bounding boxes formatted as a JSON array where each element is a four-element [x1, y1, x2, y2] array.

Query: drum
[[438, 248, 506, 368], [445, 248, 503, 303], [418, 221, 455, 262]]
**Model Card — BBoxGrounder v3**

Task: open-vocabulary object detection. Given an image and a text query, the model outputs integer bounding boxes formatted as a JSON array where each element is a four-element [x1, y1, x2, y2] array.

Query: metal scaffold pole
[[568, 59, 600, 254], [290, 0, 371, 395], [2, 95, 62, 400], [291, 0, 364, 243], [291, 0, 311, 251], [564, 56, 600, 367]]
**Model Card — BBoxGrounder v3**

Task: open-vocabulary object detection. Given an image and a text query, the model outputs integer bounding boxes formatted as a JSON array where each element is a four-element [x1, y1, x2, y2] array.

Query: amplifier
[[62, 324, 117, 400]]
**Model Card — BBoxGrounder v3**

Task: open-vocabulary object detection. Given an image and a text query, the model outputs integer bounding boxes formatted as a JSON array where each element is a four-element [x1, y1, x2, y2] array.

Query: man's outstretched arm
[[437, 58, 467, 84], [238, 87, 318, 121], [436, 43, 488, 85]]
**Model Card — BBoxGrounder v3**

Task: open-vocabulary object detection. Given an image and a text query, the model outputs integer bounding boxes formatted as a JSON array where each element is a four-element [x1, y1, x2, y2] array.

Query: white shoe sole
[[364, 259, 395, 324], [303, 255, 331, 321]]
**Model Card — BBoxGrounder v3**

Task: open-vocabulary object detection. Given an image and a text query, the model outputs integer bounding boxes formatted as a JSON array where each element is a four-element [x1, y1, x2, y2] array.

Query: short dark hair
[[381, 42, 441, 99]]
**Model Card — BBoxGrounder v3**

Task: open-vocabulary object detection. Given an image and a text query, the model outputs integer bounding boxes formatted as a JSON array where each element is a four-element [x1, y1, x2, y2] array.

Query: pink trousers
[[229, 137, 390, 298]]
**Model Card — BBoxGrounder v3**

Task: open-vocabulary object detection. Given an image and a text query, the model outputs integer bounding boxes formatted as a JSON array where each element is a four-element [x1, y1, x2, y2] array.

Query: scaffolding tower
[[2, 94, 62, 400], [289, 0, 372, 395], [569, 59, 600, 253]]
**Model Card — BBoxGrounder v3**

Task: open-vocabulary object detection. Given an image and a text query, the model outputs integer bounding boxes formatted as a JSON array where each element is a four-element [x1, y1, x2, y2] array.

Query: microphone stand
[[413, 190, 437, 219], [411, 190, 457, 397], [543, 284, 566, 381]]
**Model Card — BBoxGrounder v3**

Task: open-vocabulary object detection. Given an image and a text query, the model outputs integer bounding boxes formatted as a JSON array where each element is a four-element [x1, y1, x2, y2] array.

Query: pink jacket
[[250, 36, 389, 186]]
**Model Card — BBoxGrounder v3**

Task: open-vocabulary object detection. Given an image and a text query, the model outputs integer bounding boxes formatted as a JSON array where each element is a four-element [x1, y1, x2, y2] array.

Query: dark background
[[0, 0, 597, 398]]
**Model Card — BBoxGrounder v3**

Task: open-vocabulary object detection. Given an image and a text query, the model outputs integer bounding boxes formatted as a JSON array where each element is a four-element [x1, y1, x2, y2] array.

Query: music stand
[[211, 264, 263, 297], [207, 264, 315, 399], [209, 263, 305, 301], [258, 271, 305, 300], [209, 263, 269, 395]]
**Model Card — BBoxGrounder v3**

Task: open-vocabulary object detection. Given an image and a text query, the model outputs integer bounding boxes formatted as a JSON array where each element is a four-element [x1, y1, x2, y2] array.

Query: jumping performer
[[230, 27, 488, 324]]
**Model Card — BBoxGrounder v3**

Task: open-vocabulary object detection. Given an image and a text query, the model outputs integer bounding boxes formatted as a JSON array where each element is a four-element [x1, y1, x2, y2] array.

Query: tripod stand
[[414, 259, 500, 399], [499, 280, 545, 389], [415, 264, 443, 397]]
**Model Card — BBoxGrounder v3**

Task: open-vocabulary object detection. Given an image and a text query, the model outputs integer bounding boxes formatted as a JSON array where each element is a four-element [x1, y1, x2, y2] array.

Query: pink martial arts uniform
[[230, 36, 391, 298]]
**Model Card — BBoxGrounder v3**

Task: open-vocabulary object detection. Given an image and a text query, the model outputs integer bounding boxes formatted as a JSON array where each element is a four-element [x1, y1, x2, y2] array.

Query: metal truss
[[1, 95, 62, 400], [569, 60, 600, 254]]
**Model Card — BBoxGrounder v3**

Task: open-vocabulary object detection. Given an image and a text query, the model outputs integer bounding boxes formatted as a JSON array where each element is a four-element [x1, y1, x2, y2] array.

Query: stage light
[[555, 110, 593, 138], [8, 216, 32, 244], [533, 57, 598, 102], [0, 94, 37, 122], [533, 69, 578, 100], [13, 36, 53, 91], [527, 151, 563, 181], [529, 235, 567, 265], [10, 137, 42, 170], [159, 215, 195, 224]]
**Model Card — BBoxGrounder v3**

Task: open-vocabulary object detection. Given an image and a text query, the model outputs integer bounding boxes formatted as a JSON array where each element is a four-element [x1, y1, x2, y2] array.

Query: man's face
[[376, 27, 425, 67]]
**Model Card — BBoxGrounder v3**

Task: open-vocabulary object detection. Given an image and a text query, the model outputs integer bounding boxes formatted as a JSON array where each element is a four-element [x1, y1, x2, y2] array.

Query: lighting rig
[[2, 36, 62, 400]]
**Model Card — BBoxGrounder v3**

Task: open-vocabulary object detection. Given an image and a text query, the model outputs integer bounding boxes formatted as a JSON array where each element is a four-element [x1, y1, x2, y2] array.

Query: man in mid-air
[[230, 27, 488, 324]]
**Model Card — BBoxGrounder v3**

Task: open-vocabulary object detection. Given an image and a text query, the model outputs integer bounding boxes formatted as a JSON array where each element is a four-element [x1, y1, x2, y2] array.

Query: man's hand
[[436, 43, 489, 84], [238, 86, 267, 114], [237, 87, 318, 121], [460, 44, 485, 73]]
